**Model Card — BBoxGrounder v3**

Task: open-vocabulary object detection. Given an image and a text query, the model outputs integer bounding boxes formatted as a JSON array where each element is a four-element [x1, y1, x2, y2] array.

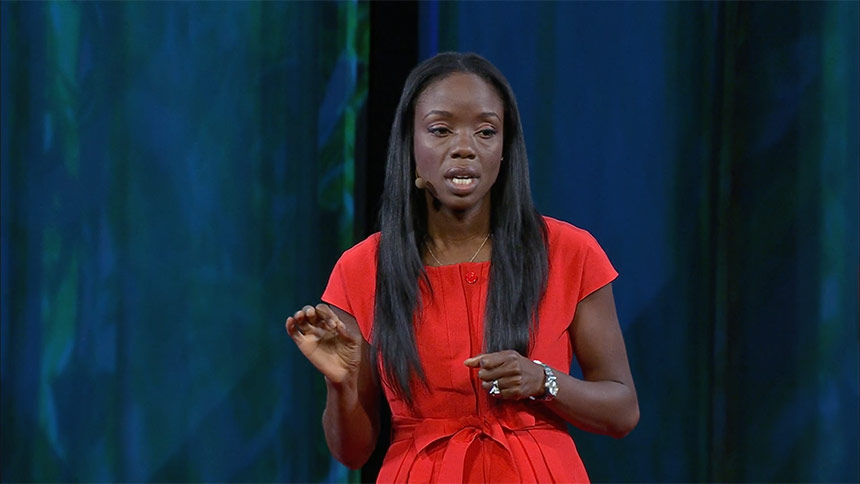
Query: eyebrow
[[478, 111, 502, 122], [423, 110, 453, 119], [422, 110, 502, 122]]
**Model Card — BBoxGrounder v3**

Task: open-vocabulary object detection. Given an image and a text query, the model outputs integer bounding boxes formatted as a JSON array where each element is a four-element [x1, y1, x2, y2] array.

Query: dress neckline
[[423, 260, 490, 269]]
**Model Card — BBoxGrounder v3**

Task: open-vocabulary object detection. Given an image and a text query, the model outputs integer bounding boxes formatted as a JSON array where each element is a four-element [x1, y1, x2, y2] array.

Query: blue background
[[2, 1, 858, 482]]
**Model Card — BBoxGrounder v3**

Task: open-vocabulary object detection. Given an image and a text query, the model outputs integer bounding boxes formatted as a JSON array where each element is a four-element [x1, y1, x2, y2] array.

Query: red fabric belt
[[389, 413, 557, 483]]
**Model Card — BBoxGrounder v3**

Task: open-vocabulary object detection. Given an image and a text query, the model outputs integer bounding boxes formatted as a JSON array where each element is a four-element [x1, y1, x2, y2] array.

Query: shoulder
[[541, 216, 618, 301], [335, 232, 380, 271], [542, 215, 603, 255], [323, 233, 379, 339]]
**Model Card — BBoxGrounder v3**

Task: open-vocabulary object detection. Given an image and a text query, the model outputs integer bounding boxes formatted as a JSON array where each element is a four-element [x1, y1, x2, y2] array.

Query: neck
[[423, 193, 492, 264], [425, 194, 491, 241]]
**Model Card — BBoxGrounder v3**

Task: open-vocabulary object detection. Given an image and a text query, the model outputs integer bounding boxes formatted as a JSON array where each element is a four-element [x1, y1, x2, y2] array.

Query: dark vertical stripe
[[362, 4, 419, 481], [363, 1, 419, 238], [437, 1, 458, 53], [531, 4, 556, 209], [1, 2, 40, 478]]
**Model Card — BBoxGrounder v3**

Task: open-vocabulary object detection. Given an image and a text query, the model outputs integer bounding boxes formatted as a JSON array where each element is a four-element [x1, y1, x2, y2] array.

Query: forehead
[[415, 72, 504, 115]]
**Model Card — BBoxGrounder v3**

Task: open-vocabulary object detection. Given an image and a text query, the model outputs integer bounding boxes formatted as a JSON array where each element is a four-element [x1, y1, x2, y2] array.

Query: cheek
[[480, 138, 504, 175], [413, 136, 437, 176], [481, 143, 503, 178], [484, 159, 502, 186]]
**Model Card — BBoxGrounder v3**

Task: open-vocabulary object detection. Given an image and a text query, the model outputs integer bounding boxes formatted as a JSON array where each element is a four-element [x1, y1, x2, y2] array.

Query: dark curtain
[[419, 1, 859, 482], [3, 1, 858, 483], [1, 1, 367, 482]]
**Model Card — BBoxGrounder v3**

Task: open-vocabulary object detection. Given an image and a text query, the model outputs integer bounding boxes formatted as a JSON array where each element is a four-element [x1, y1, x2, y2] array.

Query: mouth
[[451, 176, 477, 186], [443, 167, 480, 195]]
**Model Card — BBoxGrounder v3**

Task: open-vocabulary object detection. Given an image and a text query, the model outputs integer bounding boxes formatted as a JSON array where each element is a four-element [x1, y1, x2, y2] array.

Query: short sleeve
[[320, 233, 379, 342], [577, 230, 618, 302], [543, 216, 618, 304], [321, 261, 352, 316]]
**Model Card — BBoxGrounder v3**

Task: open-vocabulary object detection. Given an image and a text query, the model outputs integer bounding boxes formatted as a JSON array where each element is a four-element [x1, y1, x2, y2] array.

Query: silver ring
[[489, 379, 501, 396]]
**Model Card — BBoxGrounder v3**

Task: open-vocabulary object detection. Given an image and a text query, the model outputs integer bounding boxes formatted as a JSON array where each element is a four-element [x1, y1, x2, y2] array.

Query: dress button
[[465, 271, 478, 284]]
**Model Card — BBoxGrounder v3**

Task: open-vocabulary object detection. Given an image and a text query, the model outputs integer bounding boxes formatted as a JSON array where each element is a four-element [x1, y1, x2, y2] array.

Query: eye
[[477, 128, 497, 139], [428, 126, 451, 136]]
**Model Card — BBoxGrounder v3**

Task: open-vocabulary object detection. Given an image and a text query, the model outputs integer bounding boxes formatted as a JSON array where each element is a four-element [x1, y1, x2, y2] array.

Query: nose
[[450, 132, 476, 159]]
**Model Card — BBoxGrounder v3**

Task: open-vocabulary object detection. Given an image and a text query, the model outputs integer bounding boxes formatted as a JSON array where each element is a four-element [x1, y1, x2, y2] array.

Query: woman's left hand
[[464, 350, 547, 400]]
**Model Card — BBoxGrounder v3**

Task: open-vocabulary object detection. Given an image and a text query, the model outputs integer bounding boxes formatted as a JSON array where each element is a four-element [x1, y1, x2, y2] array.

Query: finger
[[482, 379, 508, 399], [294, 308, 315, 326], [480, 374, 513, 391], [476, 352, 527, 380], [301, 305, 336, 333], [493, 375, 523, 389], [315, 304, 338, 329], [286, 316, 305, 335], [465, 353, 508, 369], [498, 387, 520, 400], [470, 352, 509, 372], [302, 305, 317, 323], [481, 378, 527, 400], [501, 384, 532, 400], [477, 364, 522, 382], [315, 303, 333, 318], [293, 310, 326, 338], [287, 316, 322, 340], [285, 317, 301, 337]]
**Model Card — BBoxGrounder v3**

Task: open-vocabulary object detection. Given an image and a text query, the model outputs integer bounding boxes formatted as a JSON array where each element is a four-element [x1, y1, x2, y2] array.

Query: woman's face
[[413, 72, 504, 212]]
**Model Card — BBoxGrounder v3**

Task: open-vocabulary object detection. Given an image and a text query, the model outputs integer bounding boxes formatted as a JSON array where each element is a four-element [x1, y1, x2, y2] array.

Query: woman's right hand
[[286, 303, 362, 385]]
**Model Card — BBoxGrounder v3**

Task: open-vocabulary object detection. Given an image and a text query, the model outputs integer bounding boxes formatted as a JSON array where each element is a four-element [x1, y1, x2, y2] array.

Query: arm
[[464, 283, 639, 438], [547, 283, 639, 437], [322, 306, 380, 468], [286, 304, 380, 468]]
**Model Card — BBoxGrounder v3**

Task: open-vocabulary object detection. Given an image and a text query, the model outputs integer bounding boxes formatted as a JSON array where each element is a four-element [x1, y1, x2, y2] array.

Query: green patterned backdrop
[[2, 1, 858, 483], [1, 1, 366, 481]]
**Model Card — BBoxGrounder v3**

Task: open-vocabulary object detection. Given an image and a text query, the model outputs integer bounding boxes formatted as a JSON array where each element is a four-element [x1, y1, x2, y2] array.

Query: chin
[[437, 193, 487, 213]]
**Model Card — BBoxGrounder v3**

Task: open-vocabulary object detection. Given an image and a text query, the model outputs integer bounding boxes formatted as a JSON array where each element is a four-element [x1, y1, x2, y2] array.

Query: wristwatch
[[529, 360, 558, 401]]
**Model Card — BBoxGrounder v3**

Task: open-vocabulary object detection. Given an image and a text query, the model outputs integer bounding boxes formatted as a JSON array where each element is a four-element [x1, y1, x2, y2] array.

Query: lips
[[443, 166, 480, 195], [444, 166, 480, 179]]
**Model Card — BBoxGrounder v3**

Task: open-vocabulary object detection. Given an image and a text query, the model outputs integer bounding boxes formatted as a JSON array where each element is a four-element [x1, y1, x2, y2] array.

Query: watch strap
[[529, 359, 558, 401]]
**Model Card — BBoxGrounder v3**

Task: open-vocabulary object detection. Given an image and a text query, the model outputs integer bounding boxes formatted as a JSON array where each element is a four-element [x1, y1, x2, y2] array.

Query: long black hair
[[374, 52, 548, 403]]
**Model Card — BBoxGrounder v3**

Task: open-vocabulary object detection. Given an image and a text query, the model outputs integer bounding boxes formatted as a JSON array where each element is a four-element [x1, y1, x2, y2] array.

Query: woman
[[286, 52, 638, 483]]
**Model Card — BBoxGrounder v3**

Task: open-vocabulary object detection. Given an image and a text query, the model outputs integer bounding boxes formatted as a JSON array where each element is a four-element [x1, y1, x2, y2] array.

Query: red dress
[[322, 216, 618, 483]]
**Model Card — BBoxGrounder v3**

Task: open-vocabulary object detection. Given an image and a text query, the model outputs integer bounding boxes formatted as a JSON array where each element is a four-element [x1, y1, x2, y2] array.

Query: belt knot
[[386, 412, 558, 483]]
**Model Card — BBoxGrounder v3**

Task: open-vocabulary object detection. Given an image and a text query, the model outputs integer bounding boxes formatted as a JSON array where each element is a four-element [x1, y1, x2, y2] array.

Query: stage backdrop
[[3, 1, 859, 483], [1, 1, 366, 481], [419, 1, 859, 482]]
